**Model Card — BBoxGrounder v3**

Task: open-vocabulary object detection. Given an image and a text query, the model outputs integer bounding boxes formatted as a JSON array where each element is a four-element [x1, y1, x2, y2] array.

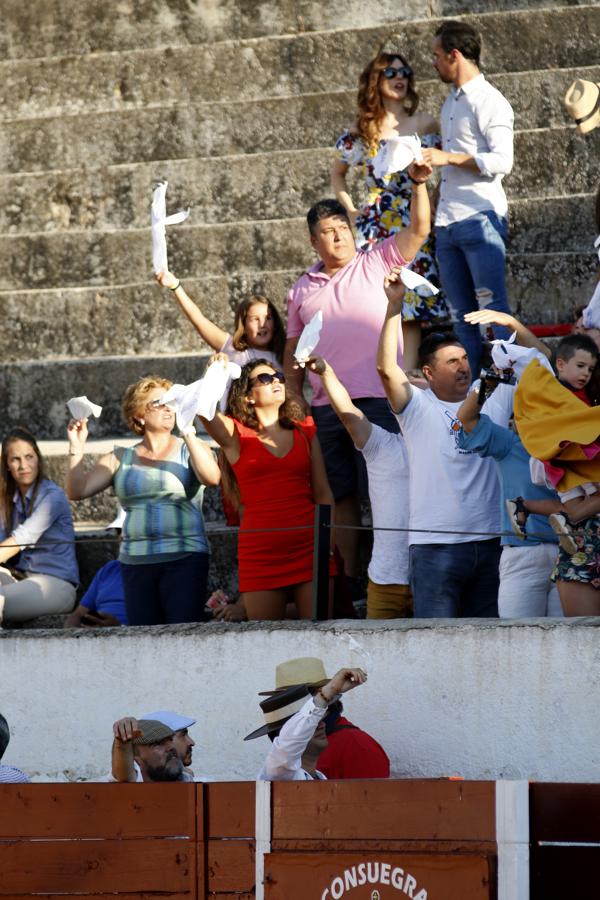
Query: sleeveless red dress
[[232, 417, 318, 592]]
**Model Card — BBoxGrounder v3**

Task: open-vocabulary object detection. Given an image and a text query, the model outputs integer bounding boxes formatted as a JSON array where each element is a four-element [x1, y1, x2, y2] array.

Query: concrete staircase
[[0, 0, 598, 595]]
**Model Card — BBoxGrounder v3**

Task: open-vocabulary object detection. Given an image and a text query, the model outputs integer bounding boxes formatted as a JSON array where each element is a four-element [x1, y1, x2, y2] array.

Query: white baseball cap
[[141, 710, 196, 731]]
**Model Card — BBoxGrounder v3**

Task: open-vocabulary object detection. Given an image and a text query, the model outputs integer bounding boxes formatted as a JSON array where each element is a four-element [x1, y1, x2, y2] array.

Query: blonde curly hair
[[122, 375, 173, 436]]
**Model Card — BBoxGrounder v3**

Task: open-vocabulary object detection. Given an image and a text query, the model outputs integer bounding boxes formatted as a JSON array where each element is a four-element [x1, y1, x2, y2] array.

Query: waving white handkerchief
[[294, 310, 323, 367], [582, 280, 600, 330], [490, 331, 553, 378], [372, 133, 423, 180], [400, 267, 439, 295], [67, 396, 103, 420], [159, 361, 242, 430], [151, 180, 190, 274]]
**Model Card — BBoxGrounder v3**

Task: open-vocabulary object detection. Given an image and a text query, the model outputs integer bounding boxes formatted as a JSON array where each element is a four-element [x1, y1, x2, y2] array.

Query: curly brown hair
[[356, 50, 419, 152], [231, 295, 285, 360], [122, 375, 173, 436], [219, 360, 307, 509]]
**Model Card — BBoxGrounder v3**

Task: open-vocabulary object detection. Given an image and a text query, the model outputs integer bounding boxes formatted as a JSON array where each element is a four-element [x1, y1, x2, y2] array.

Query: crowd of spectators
[[0, 20, 598, 631]]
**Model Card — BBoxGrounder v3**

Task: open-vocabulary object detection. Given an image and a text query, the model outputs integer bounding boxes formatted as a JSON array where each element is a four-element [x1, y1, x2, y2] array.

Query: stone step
[[2, 246, 597, 442], [0, 190, 595, 294], [0, 193, 595, 363], [0, 0, 416, 61], [0, 6, 596, 120], [2, 64, 597, 175], [0, 126, 595, 236]]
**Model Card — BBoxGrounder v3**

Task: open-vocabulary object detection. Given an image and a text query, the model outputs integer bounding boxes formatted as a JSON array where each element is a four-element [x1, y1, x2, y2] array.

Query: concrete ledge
[[1, 617, 599, 783]]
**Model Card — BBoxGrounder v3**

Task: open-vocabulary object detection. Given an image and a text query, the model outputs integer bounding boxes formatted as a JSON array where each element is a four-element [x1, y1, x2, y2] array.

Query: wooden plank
[[272, 780, 496, 841], [531, 846, 600, 900], [0, 783, 196, 839], [206, 782, 255, 837], [0, 839, 195, 894], [271, 838, 498, 854], [207, 839, 255, 892], [264, 851, 494, 899], [530, 783, 600, 843]]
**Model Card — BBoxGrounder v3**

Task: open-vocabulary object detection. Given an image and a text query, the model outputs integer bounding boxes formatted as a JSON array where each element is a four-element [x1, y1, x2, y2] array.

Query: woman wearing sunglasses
[[200, 359, 334, 621], [331, 47, 448, 369], [66, 375, 221, 626]]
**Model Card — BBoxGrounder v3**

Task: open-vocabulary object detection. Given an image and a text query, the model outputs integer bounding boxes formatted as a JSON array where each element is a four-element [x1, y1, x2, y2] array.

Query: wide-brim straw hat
[[244, 685, 311, 741], [564, 79, 600, 135], [258, 657, 331, 697]]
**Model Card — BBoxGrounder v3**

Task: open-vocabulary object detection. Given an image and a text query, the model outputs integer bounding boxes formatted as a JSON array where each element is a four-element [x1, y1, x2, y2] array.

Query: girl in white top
[[156, 270, 284, 367]]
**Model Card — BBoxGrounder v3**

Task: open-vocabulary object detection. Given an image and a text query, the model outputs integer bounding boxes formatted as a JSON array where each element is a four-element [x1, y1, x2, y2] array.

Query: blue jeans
[[435, 210, 511, 375], [409, 539, 500, 618], [121, 552, 210, 625]]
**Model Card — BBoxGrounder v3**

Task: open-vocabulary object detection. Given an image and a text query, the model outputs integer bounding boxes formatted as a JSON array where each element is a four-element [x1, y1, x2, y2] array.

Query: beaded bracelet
[[169, 281, 181, 292]]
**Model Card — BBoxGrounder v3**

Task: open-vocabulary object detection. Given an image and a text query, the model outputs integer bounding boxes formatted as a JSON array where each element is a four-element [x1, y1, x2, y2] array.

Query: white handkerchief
[[400, 267, 439, 295], [151, 180, 190, 274], [595, 234, 600, 263], [490, 331, 554, 378], [106, 505, 127, 530], [582, 280, 600, 330], [159, 361, 242, 430], [372, 133, 423, 180], [294, 310, 323, 367], [67, 396, 103, 420]]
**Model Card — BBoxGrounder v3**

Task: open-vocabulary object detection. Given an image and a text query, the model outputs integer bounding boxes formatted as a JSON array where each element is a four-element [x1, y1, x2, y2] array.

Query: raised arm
[[156, 270, 229, 352], [464, 309, 552, 359], [181, 431, 221, 486], [376, 269, 412, 413], [307, 357, 372, 450], [457, 388, 482, 433], [110, 717, 140, 783], [394, 166, 432, 263], [330, 158, 358, 224], [65, 419, 118, 500]]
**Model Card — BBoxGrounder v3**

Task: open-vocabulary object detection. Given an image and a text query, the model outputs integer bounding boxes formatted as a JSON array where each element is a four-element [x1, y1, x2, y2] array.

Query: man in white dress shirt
[[245, 668, 367, 781], [423, 20, 514, 375]]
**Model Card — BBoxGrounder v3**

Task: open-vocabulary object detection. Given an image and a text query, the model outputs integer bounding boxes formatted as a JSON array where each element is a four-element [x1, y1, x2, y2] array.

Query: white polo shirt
[[436, 73, 514, 226]]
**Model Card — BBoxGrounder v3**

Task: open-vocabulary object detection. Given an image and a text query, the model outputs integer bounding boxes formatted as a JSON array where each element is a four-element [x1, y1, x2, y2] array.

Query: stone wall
[[2, 618, 599, 783]]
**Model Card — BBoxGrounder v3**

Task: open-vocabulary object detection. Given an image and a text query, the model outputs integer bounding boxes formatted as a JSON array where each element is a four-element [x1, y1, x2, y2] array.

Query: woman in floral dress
[[331, 47, 448, 369]]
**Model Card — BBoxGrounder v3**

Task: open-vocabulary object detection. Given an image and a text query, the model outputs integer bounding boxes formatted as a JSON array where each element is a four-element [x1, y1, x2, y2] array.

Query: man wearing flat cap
[[259, 657, 389, 779], [107, 717, 194, 783], [246, 666, 368, 780]]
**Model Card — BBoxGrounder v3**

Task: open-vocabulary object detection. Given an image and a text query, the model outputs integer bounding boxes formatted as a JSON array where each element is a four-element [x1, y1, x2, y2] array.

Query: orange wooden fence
[[0, 779, 596, 898]]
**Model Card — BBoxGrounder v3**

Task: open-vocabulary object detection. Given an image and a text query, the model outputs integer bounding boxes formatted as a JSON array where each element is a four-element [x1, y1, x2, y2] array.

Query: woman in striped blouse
[[66, 375, 220, 626]]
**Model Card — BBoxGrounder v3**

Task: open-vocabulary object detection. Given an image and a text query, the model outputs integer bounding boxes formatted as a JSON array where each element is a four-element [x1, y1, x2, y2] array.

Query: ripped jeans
[[435, 210, 511, 375]]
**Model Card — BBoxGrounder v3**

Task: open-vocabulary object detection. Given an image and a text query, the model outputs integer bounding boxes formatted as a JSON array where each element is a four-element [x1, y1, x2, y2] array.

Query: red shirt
[[317, 717, 390, 780]]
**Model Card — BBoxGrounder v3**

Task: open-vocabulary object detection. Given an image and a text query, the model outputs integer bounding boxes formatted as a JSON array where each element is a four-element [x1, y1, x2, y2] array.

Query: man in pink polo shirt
[[284, 168, 432, 579]]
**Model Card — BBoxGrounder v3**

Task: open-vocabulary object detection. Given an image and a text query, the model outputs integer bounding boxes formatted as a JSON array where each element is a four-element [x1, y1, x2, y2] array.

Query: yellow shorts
[[367, 580, 413, 619]]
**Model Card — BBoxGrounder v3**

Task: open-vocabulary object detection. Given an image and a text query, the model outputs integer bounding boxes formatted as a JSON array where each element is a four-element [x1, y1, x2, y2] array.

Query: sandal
[[549, 513, 578, 556], [506, 496, 529, 539]]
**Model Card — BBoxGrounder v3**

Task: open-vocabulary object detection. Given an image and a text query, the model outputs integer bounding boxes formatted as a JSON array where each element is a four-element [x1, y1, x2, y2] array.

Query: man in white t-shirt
[[306, 356, 411, 618], [377, 267, 512, 617]]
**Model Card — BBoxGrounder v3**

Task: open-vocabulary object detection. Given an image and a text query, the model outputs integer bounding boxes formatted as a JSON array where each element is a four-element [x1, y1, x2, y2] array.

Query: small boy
[[509, 334, 600, 553]]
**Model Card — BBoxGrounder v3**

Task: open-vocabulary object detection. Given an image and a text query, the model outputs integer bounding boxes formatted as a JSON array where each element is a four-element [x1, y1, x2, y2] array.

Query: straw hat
[[564, 79, 600, 135], [258, 657, 331, 696], [244, 685, 311, 741]]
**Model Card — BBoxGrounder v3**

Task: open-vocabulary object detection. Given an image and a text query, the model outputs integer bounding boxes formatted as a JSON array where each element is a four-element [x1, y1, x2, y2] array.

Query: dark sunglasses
[[382, 65, 412, 80], [248, 370, 286, 388]]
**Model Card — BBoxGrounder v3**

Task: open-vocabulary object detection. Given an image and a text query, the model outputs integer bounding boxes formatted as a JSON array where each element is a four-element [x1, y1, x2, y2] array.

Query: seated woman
[[0, 427, 78, 625], [200, 359, 335, 621], [66, 375, 220, 626]]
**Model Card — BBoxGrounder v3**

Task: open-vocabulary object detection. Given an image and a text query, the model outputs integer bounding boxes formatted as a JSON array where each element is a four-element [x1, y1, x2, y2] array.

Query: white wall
[[2, 618, 599, 783]]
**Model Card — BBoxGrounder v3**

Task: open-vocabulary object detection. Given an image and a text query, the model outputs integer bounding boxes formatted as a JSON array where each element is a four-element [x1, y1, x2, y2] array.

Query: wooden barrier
[[2, 779, 593, 898], [530, 783, 600, 900]]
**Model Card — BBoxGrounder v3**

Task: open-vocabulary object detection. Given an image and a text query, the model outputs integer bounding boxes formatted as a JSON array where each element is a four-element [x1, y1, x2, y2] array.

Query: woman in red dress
[[201, 359, 334, 620]]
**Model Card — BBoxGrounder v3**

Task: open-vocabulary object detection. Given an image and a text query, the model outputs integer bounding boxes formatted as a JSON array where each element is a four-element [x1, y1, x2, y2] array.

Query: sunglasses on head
[[382, 65, 412, 80], [248, 370, 286, 388]]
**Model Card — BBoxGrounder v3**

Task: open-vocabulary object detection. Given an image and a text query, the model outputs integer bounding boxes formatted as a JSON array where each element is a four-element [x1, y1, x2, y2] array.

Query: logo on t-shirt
[[443, 410, 463, 447]]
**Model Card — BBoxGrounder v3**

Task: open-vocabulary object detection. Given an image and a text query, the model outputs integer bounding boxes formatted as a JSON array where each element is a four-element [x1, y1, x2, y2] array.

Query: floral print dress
[[335, 129, 448, 323]]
